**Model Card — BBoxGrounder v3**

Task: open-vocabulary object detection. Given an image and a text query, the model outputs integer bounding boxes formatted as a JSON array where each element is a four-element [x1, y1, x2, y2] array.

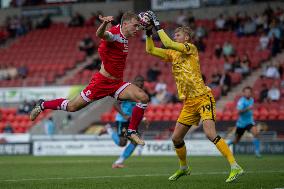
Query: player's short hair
[[243, 86, 252, 92], [175, 26, 194, 39], [121, 11, 139, 24], [134, 75, 144, 82]]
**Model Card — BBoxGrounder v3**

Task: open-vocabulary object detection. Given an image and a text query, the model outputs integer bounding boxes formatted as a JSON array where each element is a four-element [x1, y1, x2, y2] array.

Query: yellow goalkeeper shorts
[[177, 91, 216, 126]]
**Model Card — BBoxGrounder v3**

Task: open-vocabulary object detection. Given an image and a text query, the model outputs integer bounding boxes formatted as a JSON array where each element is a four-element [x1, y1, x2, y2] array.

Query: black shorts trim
[[177, 121, 192, 128], [208, 95, 215, 121], [235, 124, 254, 137], [114, 121, 129, 137]]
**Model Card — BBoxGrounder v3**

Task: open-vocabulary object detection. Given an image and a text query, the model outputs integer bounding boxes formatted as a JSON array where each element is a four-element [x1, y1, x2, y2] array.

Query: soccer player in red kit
[[30, 12, 148, 145]]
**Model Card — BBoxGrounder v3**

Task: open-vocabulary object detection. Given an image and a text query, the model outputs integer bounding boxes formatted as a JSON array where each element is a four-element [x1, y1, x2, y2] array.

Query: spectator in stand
[[209, 69, 221, 88], [268, 20, 281, 40], [236, 21, 245, 37], [268, 19, 282, 56], [195, 36, 206, 52], [68, 12, 85, 27], [187, 11, 195, 27], [146, 62, 161, 82], [232, 56, 242, 73], [240, 54, 251, 76], [258, 31, 270, 50], [268, 83, 280, 102], [254, 13, 266, 30], [151, 87, 171, 105], [85, 11, 102, 27], [78, 34, 96, 57], [176, 10, 187, 26], [215, 14, 226, 31], [151, 79, 171, 104], [264, 62, 280, 79], [195, 25, 207, 39], [17, 63, 28, 79], [36, 14, 52, 29], [222, 41, 235, 57], [6, 15, 22, 37], [276, 61, 283, 78], [271, 34, 281, 57], [0, 64, 9, 80], [243, 17, 257, 35], [220, 70, 232, 96], [214, 44, 223, 58], [3, 122, 13, 133], [18, 100, 32, 114], [223, 56, 232, 72], [224, 16, 235, 31], [259, 83, 269, 103], [7, 64, 18, 80], [62, 114, 73, 129], [44, 117, 56, 135]]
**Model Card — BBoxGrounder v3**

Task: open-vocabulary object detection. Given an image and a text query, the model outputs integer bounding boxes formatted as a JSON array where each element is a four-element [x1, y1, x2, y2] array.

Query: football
[[138, 12, 152, 30]]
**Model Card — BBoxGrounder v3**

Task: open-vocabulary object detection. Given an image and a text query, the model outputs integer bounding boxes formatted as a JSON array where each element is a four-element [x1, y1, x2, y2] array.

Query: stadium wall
[[1, 133, 284, 156]]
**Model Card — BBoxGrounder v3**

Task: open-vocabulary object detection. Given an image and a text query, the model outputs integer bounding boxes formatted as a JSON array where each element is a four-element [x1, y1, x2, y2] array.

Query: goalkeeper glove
[[145, 10, 161, 31]]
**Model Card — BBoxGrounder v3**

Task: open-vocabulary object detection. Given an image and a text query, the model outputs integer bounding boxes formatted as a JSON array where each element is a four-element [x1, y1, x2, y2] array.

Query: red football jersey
[[98, 24, 128, 78]]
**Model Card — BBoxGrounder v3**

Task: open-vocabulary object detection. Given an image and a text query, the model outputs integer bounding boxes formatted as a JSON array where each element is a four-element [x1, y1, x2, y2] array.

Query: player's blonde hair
[[175, 26, 194, 40], [121, 11, 139, 24]]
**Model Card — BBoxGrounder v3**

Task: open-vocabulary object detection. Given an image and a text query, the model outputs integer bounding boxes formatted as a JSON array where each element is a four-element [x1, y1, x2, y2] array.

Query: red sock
[[128, 103, 147, 131], [42, 98, 69, 111]]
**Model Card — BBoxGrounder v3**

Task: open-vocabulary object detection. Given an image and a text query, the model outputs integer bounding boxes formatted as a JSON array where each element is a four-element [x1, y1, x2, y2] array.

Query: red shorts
[[80, 72, 131, 102]]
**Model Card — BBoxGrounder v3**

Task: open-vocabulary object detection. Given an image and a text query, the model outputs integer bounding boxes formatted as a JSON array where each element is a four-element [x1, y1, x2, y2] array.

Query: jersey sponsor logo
[[184, 43, 190, 51]]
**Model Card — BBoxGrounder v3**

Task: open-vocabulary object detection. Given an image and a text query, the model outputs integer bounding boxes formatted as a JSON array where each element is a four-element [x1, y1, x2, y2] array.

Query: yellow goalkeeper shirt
[[146, 30, 210, 100]]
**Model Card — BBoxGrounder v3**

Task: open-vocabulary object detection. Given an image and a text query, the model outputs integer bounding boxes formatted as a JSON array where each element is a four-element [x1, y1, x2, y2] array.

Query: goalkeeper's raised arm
[[145, 11, 197, 55]]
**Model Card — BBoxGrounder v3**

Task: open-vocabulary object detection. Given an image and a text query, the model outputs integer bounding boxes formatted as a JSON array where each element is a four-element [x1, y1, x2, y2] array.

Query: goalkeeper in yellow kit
[[143, 11, 243, 182]]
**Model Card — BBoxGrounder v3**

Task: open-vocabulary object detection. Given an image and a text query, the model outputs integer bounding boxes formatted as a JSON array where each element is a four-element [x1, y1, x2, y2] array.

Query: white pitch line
[[1, 170, 284, 183]]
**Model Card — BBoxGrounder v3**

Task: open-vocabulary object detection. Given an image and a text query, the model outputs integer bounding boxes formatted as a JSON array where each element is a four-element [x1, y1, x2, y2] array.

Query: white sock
[[231, 163, 239, 169], [115, 157, 125, 164], [180, 165, 188, 170]]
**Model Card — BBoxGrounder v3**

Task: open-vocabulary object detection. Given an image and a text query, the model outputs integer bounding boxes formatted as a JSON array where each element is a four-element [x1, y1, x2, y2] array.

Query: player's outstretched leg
[[30, 95, 89, 121], [119, 84, 149, 146], [203, 120, 244, 183], [112, 142, 137, 168], [253, 138, 261, 158], [250, 125, 261, 158], [30, 99, 45, 121], [169, 123, 191, 181], [168, 141, 191, 181]]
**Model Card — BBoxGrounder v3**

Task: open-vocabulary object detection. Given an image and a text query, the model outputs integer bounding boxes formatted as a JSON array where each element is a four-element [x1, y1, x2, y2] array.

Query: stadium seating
[[0, 107, 52, 133], [0, 23, 96, 87], [0, 20, 278, 129]]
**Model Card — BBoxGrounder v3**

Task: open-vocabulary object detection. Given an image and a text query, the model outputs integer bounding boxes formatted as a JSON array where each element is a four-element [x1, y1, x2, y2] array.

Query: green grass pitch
[[0, 155, 283, 189]]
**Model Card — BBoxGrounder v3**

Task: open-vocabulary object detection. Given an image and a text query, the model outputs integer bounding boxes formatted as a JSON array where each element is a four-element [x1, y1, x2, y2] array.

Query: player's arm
[[157, 29, 193, 53], [113, 101, 130, 120], [146, 35, 168, 59], [237, 100, 252, 114], [96, 15, 114, 41], [146, 11, 195, 54]]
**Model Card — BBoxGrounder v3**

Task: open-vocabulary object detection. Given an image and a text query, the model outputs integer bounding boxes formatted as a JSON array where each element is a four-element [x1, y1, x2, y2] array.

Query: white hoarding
[[151, 0, 200, 10], [33, 140, 222, 156], [0, 85, 84, 103]]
